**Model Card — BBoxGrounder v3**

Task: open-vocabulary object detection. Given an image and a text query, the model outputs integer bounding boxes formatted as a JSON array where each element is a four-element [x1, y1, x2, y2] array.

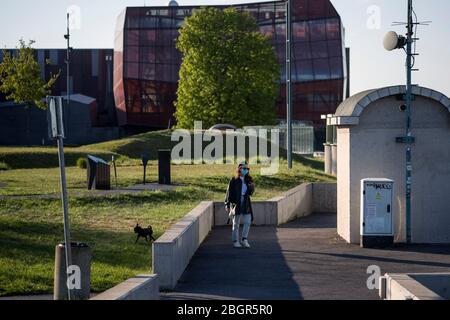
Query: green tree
[[175, 7, 280, 129], [0, 39, 59, 109]]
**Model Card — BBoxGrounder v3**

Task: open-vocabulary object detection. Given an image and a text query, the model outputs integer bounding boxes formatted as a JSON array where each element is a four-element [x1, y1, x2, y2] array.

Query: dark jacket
[[224, 176, 254, 220]]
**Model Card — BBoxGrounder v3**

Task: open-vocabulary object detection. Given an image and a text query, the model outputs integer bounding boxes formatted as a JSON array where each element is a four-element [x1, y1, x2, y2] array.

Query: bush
[[0, 161, 10, 171], [76, 157, 87, 169]]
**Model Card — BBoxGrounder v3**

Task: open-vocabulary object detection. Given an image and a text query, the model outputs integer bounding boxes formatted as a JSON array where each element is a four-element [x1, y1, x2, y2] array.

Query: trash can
[[87, 155, 110, 190], [158, 150, 171, 185], [54, 242, 92, 300]]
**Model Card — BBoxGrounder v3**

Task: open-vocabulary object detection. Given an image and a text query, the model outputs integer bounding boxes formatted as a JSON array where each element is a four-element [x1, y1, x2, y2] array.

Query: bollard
[[331, 144, 337, 176], [142, 154, 149, 185], [324, 143, 332, 174], [112, 155, 118, 188], [158, 150, 171, 185], [54, 242, 91, 300]]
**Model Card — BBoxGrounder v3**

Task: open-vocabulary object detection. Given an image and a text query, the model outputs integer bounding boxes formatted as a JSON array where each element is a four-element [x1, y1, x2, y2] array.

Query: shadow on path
[[163, 213, 450, 300], [165, 225, 303, 300]]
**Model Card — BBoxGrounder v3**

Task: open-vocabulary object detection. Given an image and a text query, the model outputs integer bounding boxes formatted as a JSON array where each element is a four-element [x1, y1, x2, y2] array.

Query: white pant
[[232, 214, 252, 242]]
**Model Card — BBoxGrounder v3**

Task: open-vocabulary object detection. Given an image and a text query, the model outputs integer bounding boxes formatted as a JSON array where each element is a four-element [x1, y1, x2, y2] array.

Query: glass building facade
[[0, 49, 117, 127], [114, 0, 348, 129]]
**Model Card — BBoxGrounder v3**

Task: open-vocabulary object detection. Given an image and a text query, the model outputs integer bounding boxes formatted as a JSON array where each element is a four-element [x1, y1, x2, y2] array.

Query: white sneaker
[[233, 241, 242, 248], [241, 239, 250, 248]]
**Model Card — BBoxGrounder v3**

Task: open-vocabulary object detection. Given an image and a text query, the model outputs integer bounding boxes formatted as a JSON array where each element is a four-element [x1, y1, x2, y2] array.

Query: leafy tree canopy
[[0, 39, 60, 109], [175, 7, 280, 129]]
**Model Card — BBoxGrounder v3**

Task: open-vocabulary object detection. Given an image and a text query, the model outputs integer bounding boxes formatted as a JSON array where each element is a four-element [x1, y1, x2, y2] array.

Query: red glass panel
[[140, 46, 156, 63], [296, 60, 314, 81], [326, 18, 340, 40], [141, 63, 155, 80], [292, 0, 308, 20], [327, 40, 342, 57], [329, 57, 343, 79], [311, 41, 328, 59], [294, 42, 311, 60], [308, 0, 326, 19], [125, 46, 139, 62], [309, 20, 326, 41], [293, 21, 308, 42], [275, 23, 286, 42], [126, 30, 139, 46], [125, 62, 139, 79], [259, 25, 275, 39], [140, 30, 156, 44], [313, 58, 330, 80]]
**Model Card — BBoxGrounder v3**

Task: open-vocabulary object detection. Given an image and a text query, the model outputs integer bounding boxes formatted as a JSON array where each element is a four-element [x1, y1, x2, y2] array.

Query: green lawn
[[0, 131, 334, 297]]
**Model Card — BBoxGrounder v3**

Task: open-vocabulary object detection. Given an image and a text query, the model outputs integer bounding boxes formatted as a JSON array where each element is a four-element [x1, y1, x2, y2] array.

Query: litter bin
[[87, 155, 110, 190], [54, 242, 92, 300], [158, 150, 171, 185]]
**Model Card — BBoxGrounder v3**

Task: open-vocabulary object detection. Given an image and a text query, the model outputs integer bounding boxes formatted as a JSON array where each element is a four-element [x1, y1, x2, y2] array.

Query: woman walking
[[224, 162, 254, 248]]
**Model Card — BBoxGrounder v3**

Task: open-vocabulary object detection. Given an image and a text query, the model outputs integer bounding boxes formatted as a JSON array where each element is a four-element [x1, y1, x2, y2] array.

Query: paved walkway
[[162, 213, 450, 300]]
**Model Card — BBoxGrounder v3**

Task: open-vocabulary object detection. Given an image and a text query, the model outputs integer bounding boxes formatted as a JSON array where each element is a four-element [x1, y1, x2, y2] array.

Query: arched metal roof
[[329, 85, 450, 126]]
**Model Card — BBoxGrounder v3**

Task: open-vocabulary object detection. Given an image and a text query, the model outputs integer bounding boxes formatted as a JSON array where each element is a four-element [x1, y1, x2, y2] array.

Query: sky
[[0, 0, 449, 96]]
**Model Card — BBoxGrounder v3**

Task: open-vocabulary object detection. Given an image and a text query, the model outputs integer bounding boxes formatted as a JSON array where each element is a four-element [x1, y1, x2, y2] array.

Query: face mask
[[240, 168, 249, 176]]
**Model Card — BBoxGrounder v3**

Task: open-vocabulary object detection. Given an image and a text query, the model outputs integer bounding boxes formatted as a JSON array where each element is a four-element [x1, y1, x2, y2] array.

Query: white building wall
[[338, 95, 450, 244], [337, 127, 351, 242]]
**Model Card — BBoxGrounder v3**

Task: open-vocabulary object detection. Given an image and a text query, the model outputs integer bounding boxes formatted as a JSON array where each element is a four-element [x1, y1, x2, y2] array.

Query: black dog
[[134, 224, 156, 243]]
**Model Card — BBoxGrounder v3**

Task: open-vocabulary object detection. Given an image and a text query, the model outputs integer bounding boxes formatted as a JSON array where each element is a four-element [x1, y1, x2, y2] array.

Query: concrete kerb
[[90, 274, 159, 300], [380, 273, 450, 300], [153, 201, 214, 290]]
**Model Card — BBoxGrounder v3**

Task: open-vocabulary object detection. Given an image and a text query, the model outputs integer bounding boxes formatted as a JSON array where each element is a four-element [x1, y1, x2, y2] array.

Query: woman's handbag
[[226, 203, 237, 225]]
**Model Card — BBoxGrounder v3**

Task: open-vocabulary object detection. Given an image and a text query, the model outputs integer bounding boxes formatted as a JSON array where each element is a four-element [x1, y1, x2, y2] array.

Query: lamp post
[[285, 0, 293, 169]]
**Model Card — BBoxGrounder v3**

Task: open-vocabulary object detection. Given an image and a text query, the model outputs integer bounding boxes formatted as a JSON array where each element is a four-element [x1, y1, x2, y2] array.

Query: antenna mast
[[404, 0, 414, 244], [384, 0, 431, 244]]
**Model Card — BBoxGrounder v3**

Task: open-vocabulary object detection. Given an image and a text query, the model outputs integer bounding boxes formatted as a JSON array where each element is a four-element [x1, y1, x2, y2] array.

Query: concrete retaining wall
[[91, 274, 159, 300], [214, 182, 336, 226], [272, 183, 313, 225], [213, 201, 278, 227], [153, 201, 214, 290], [312, 183, 337, 213], [152, 183, 337, 290], [380, 273, 449, 300]]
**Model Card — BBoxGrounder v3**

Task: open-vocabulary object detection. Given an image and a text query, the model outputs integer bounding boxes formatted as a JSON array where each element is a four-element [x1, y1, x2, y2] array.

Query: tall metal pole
[[286, 0, 293, 169], [57, 133, 72, 300], [405, 0, 413, 244], [66, 13, 71, 136], [62, 13, 73, 300]]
